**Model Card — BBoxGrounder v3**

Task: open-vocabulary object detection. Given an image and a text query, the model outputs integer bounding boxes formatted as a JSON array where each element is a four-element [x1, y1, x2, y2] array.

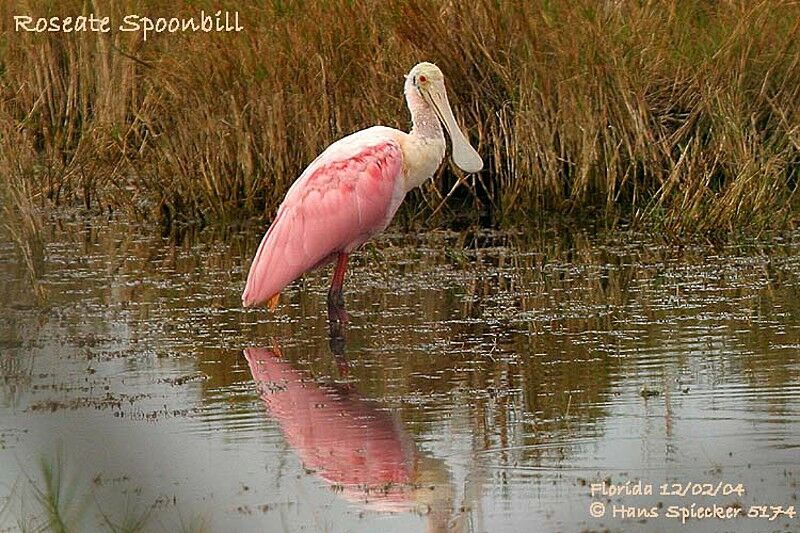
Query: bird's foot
[[327, 304, 349, 325], [327, 320, 350, 379], [326, 289, 348, 325]]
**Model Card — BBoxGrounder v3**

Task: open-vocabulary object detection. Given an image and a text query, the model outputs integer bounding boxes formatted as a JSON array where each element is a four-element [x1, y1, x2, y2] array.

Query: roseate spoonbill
[[245, 345, 458, 527], [242, 62, 482, 320]]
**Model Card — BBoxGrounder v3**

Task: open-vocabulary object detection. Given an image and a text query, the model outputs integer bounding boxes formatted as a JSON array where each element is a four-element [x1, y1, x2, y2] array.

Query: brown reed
[[0, 0, 798, 235]]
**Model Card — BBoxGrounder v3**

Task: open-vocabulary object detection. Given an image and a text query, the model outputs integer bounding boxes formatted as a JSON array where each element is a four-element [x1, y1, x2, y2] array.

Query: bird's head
[[406, 62, 483, 174]]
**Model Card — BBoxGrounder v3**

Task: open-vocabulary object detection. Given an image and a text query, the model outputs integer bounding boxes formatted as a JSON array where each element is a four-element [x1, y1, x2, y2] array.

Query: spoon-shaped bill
[[425, 87, 483, 173]]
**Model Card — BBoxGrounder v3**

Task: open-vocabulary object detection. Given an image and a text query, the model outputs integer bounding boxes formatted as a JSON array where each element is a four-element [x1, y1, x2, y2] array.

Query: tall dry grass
[[0, 0, 798, 234]]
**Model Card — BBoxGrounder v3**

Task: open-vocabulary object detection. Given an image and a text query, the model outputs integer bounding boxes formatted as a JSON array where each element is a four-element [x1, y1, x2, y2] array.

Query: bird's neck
[[405, 81, 443, 141], [402, 82, 446, 192]]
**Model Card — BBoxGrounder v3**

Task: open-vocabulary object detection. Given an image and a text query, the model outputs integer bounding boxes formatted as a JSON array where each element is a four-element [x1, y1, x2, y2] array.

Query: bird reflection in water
[[244, 324, 462, 532]]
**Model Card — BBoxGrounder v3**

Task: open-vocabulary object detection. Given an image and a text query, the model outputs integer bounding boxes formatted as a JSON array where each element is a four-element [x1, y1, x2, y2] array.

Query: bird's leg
[[328, 318, 350, 380], [327, 252, 349, 324]]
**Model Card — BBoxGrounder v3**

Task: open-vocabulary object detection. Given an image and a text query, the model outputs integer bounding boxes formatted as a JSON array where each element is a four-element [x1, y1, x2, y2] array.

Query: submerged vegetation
[[0, 0, 798, 234]]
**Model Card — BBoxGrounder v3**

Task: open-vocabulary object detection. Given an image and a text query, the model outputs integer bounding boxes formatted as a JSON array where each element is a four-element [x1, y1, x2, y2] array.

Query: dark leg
[[327, 252, 349, 324], [328, 318, 350, 379]]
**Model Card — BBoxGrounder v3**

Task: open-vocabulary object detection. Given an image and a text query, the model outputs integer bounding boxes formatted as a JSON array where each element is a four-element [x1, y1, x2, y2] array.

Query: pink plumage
[[242, 127, 405, 308], [244, 346, 416, 504], [241, 62, 482, 314]]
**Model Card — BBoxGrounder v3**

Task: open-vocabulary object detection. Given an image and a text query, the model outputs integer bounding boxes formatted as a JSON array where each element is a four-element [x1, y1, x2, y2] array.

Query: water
[[1, 216, 799, 532]]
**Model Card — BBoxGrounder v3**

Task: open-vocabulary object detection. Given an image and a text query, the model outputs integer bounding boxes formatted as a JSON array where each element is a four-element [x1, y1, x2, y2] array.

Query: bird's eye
[[418, 75, 427, 83]]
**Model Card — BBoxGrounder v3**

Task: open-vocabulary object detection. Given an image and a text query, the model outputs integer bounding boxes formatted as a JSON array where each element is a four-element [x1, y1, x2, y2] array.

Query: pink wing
[[244, 347, 416, 495], [242, 128, 405, 307]]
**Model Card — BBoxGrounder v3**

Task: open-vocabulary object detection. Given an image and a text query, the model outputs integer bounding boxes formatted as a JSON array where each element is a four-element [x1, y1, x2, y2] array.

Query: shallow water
[[1, 216, 799, 532]]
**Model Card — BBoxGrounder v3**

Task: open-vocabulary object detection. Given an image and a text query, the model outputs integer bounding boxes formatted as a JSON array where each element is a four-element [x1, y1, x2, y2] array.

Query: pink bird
[[244, 345, 459, 527], [242, 62, 483, 320], [244, 346, 417, 507]]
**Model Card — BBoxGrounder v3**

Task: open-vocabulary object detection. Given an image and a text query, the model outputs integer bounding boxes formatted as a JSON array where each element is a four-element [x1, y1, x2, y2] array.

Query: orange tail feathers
[[267, 293, 280, 311]]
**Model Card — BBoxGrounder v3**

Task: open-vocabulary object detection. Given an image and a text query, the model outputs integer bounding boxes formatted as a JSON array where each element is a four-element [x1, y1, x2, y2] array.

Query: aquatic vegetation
[[96, 499, 152, 533], [2, 447, 210, 532], [14, 448, 90, 533], [0, 119, 45, 301], [174, 511, 210, 533], [0, 0, 797, 234]]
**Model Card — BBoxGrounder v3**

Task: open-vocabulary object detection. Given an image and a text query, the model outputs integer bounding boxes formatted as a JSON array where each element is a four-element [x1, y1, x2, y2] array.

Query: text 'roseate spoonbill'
[[242, 62, 482, 321]]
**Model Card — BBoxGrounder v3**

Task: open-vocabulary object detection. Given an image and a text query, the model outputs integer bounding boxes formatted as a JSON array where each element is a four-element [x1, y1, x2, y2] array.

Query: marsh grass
[[175, 512, 210, 533], [0, 110, 46, 300], [17, 448, 89, 533], [6, 448, 210, 532], [96, 499, 152, 533], [1, 0, 798, 235]]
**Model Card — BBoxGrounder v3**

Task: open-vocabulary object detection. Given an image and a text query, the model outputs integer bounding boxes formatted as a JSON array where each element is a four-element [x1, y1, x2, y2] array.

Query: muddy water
[[1, 216, 799, 532]]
